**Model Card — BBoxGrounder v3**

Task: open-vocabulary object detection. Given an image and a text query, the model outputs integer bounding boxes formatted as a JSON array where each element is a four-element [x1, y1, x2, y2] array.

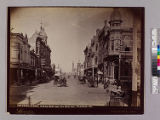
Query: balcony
[[107, 48, 121, 56], [120, 51, 132, 56]]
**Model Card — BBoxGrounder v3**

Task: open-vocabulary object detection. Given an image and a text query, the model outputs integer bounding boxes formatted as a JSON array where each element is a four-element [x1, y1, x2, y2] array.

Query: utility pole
[[28, 96, 31, 106]]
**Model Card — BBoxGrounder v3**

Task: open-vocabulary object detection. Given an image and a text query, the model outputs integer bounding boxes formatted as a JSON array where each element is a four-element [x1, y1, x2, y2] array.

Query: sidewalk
[[9, 79, 53, 104], [96, 83, 128, 107]]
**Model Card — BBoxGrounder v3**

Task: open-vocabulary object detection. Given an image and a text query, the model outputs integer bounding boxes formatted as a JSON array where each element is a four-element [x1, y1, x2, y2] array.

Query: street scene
[[17, 75, 111, 106], [9, 7, 143, 107]]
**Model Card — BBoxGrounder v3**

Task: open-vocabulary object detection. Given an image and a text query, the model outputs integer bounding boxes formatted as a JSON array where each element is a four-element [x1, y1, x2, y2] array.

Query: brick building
[[83, 8, 142, 106]]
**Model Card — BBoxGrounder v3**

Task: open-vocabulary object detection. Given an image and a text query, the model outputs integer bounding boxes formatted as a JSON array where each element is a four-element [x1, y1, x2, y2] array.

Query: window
[[18, 52, 20, 60], [137, 48, 141, 62], [109, 66, 112, 77], [121, 61, 132, 76], [125, 47, 130, 51], [96, 44, 98, 51], [36, 47, 38, 54], [95, 57, 97, 64], [20, 48, 22, 60], [114, 66, 119, 80], [103, 42, 105, 48], [111, 41, 114, 50], [18, 43, 20, 60]]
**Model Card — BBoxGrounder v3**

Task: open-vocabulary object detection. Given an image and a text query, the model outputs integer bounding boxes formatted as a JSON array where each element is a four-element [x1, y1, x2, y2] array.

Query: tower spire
[[72, 61, 74, 72]]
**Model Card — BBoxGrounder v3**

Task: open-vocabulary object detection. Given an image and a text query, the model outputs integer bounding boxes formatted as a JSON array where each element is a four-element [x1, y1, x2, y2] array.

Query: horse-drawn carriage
[[78, 76, 86, 84], [54, 73, 67, 87]]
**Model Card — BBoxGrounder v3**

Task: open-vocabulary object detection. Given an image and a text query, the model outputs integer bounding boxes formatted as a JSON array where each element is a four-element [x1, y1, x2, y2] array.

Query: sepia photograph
[[7, 7, 144, 114]]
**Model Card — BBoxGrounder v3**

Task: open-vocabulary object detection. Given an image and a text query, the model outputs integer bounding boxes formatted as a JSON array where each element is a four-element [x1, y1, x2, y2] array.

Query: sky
[[10, 7, 133, 72]]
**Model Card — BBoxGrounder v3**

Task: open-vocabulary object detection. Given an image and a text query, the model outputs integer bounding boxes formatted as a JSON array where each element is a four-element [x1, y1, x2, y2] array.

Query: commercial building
[[10, 33, 31, 85], [83, 8, 142, 106], [77, 62, 84, 77], [30, 49, 38, 82], [10, 24, 52, 85], [83, 45, 92, 77]]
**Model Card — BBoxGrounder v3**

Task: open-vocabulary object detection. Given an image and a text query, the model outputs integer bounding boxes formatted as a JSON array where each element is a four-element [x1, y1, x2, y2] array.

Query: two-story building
[[10, 33, 31, 85]]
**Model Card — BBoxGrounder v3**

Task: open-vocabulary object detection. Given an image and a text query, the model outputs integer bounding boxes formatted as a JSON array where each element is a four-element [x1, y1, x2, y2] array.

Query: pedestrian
[[62, 76, 64, 86], [53, 76, 56, 86], [83, 76, 86, 83], [30, 75, 33, 85], [63, 77, 67, 86]]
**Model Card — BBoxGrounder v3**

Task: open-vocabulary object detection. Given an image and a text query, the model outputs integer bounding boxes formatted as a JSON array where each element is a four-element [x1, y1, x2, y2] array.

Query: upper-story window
[[115, 43, 119, 51], [20, 48, 23, 60], [18, 43, 20, 60], [121, 35, 133, 51], [21, 48, 22, 54], [36, 47, 38, 54], [95, 57, 97, 65], [125, 47, 130, 51], [103, 42, 105, 48], [111, 41, 114, 51], [96, 44, 98, 51], [137, 48, 141, 62]]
